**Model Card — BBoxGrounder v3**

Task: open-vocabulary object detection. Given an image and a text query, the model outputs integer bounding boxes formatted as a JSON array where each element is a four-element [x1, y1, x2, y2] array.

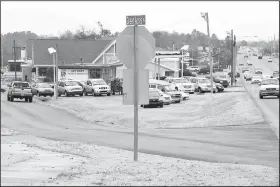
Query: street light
[[48, 47, 58, 99], [201, 12, 213, 94]]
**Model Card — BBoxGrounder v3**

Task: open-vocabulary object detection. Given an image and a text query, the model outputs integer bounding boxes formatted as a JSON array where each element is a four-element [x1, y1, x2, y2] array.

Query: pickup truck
[[7, 81, 33, 102]]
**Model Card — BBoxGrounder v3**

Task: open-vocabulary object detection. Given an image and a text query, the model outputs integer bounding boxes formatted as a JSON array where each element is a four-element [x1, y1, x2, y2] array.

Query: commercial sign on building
[[58, 69, 89, 81]]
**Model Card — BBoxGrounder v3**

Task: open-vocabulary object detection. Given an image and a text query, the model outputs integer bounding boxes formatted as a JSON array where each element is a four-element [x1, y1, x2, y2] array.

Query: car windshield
[[65, 81, 79, 86], [261, 79, 279, 85], [92, 80, 106, 85], [198, 79, 210, 84], [163, 85, 176, 92], [37, 83, 51, 88], [174, 79, 189, 83], [13, 82, 29, 87]]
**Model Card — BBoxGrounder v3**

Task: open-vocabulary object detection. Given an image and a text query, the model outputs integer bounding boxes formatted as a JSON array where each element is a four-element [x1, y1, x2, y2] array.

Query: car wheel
[[80, 93, 83, 97], [143, 105, 147, 108], [84, 89, 87, 96], [259, 94, 263, 99], [65, 91, 69, 97], [10, 96, 14, 102], [198, 87, 203, 93], [107, 93, 111, 96], [29, 97, 33, 103]]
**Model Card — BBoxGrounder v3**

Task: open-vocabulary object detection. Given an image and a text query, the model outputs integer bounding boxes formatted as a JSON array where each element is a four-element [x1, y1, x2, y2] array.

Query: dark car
[[258, 56, 263, 59], [228, 72, 240, 78], [213, 74, 230, 88], [198, 67, 210, 74], [215, 83, 224, 92]]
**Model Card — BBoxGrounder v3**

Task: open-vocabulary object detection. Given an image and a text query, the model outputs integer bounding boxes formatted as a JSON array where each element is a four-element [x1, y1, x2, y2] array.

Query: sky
[[1, 1, 279, 41]]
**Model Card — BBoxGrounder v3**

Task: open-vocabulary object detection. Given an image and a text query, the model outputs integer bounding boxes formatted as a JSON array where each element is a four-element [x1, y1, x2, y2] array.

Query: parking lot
[[33, 79, 263, 130]]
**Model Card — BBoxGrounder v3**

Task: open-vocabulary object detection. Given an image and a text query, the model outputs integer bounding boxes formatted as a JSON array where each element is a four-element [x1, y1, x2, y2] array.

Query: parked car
[[259, 78, 279, 99], [7, 81, 33, 102], [32, 82, 54, 97], [57, 80, 83, 97], [141, 88, 164, 108], [167, 78, 195, 94], [157, 89, 172, 105], [258, 56, 263, 59], [268, 57, 273, 62], [213, 74, 230, 88], [251, 75, 262, 84], [189, 77, 217, 93], [149, 79, 182, 103], [198, 67, 210, 74], [215, 83, 224, 92], [87, 79, 111, 96], [247, 60, 252, 66], [262, 73, 272, 80], [187, 66, 200, 72], [228, 71, 240, 78]]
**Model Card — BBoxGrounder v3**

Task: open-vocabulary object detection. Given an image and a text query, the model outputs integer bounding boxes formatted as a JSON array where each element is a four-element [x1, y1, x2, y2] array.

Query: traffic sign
[[122, 69, 149, 105], [126, 15, 146, 25], [116, 26, 155, 70]]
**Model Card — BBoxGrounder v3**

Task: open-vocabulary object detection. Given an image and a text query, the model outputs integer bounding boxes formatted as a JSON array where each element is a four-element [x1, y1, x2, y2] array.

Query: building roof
[[26, 39, 113, 66]]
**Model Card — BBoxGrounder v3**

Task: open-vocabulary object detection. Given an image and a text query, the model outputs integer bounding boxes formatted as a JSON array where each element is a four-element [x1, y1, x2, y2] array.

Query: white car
[[190, 77, 217, 93], [244, 71, 252, 81], [251, 75, 262, 84], [168, 78, 195, 94], [268, 57, 273, 62], [179, 91, 189, 100], [247, 60, 252, 66], [262, 73, 272, 80], [259, 78, 279, 99], [87, 79, 111, 96], [32, 82, 54, 97], [158, 90, 172, 105]]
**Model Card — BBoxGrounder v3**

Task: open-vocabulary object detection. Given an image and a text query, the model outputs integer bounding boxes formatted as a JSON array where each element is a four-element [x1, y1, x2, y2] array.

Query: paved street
[[238, 55, 279, 138], [1, 92, 279, 168]]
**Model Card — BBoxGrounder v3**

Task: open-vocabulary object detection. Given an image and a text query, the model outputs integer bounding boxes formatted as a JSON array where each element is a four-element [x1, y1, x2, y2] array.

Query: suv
[[7, 81, 33, 102], [167, 78, 195, 94], [87, 79, 111, 96], [57, 80, 83, 97], [189, 77, 217, 93], [141, 88, 164, 108]]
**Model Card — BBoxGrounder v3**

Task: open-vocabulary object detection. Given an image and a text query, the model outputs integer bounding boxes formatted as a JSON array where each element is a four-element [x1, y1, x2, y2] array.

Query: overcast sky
[[1, 1, 279, 41]]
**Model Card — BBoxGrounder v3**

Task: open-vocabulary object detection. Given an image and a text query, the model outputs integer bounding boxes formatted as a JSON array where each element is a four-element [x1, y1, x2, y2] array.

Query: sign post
[[116, 15, 155, 161]]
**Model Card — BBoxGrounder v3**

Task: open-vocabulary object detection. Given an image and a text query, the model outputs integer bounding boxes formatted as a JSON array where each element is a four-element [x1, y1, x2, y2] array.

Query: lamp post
[[48, 47, 57, 99], [201, 12, 213, 94]]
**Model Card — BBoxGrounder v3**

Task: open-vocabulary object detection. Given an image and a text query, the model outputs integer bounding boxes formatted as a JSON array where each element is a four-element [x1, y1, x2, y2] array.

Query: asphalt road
[[238, 55, 279, 138], [1, 94, 279, 168]]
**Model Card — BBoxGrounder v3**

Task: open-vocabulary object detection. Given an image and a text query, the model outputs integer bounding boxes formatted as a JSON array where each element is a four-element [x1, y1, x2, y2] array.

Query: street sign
[[116, 26, 155, 69], [126, 15, 146, 25], [123, 69, 149, 105]]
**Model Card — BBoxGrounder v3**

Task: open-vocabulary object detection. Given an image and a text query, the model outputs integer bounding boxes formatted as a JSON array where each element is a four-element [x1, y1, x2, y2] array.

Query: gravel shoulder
[[1, 127, 279, 186], [33, 84, 264, 130]]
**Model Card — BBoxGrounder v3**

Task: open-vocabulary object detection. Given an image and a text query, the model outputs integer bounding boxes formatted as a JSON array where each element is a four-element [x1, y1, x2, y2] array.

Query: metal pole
[[181, 50, 184, 87], [13, 40, 17, 81], [157, 58, 160, 80], [1, 49, 3, 70], [154, 57, 157, 79], [133, 25, 138, 161], [233, 35, 236, 86], [206, 13, 213, 94], [53, 53, 56, 97], [55, 44, 58, 99], [231, 30, 233, 86]]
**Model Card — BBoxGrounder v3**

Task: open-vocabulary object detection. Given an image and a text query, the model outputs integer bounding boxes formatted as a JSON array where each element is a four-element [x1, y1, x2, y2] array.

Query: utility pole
[[233, 35, 236, 86], [55, 44, 59, 99], [230, 30, 234, 86], [13, 40, 17, 80]]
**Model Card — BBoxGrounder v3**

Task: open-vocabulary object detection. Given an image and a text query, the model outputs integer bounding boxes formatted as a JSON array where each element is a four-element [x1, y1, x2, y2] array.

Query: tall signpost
[[116, 15, 155, 161]]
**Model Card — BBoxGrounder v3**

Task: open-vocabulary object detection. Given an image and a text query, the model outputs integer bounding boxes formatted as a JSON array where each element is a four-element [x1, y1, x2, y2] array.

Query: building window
[[39, 68, 47, 76], [89, 69, 101, 78], [9, 64, 21, 72]]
